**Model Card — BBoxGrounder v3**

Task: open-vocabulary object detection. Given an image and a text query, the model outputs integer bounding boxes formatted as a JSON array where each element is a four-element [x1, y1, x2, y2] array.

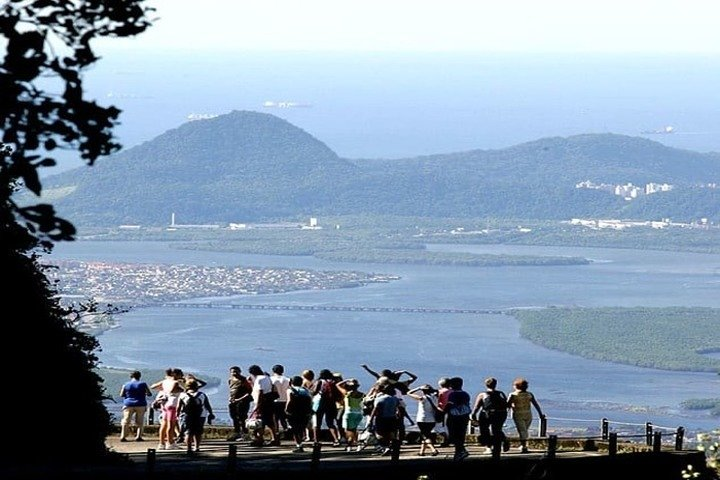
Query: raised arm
[[150, 380, 163, 390], [396, 369, 418, 384], [335, 379, 350, 395], [361, 364, 380, 379]]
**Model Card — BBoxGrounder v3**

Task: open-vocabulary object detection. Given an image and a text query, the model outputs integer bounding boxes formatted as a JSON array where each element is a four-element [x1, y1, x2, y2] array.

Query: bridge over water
[[156, 303, 509, 315]]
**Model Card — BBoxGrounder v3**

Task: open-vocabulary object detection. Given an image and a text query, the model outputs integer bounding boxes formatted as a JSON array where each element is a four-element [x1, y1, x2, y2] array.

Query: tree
[[0, 0, 153, 467]]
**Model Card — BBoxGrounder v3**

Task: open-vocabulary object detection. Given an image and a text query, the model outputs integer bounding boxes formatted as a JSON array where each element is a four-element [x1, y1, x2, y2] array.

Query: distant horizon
[[41, 51, 720, 176]]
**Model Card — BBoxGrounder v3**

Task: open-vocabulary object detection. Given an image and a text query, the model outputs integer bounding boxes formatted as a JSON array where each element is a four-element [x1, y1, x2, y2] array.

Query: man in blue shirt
[[119, 370, 152, 441]]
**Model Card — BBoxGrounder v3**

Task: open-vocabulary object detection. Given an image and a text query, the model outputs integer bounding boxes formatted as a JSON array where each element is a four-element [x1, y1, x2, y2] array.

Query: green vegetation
[[39, 112, 720, 226], [77, 214, 720, 255], [1, 0, 154, 467], [313, 249, 588, 266], [175, 234, 589, 267], [511, 307, 720, 373], [680, 399, 720, 417]]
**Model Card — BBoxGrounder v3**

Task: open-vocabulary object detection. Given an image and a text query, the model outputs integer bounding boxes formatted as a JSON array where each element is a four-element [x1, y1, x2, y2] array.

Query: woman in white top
[[151, 368, 184, 450], [407, 384, 440, 456]]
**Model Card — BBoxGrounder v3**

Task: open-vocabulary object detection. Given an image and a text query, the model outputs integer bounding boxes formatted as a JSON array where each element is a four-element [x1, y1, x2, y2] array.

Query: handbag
[[245, 409, 263, 431], [152, 392, 167, 410]]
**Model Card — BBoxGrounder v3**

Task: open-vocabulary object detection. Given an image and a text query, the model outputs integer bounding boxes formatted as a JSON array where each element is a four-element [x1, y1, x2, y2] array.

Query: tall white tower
[[171, 213, 176, 227], [310, 217, 318, 227]]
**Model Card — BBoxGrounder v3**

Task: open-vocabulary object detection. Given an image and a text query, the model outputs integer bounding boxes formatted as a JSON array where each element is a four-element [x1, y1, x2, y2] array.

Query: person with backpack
[[178, 379, 214, 454], [444, 377, 472, 462], [472, 376, 510, 455], [285, 375, 314, 452], [312, 369, 341, 446]]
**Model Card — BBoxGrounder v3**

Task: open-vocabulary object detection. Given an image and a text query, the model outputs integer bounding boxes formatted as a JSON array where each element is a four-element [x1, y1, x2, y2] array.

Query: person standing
[[444, 377, 472, 462], [248, 364, 279, 446], [227, 366, 253, 441], [150, 368, 184, 450], [285, 375, 314, 453], [336, 378, 365, 451], [119, 370, 152, 442], [507, 377, 543, 453], [270, 364, 291, 435], [472, 376, 510, 455], [368, 383, 400, 456], [312, 369, 342, 446], [178, 379, 214, 454], [407, 384, 440, 456]]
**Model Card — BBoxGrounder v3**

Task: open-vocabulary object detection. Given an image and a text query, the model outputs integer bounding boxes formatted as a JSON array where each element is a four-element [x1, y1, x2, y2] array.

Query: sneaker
[[503, 439, 510, 452], [521, 446, 529, 453], [332, 441, 341, 447], [135, 437, 144, 442], [119, 438, 127, 442], [431, 450, 439, 456], [356, 445, 365, 452], [484, 447, 493, 454], [157, 443, 165, 450], [380, 447, 391, 456], [292, 446, 304, 453]]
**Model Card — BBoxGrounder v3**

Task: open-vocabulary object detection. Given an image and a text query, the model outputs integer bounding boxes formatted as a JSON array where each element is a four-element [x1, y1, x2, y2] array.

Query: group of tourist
[[119, 367, 215, 453], [119, 364, 543, 461]]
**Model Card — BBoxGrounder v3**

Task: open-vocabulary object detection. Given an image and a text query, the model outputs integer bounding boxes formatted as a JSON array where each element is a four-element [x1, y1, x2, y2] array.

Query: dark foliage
[[0, 0, 153, 467]]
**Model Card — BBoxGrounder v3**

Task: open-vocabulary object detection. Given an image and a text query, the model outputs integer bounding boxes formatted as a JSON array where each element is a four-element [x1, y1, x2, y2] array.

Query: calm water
[[48, 241, 720, 433], [48, 53, 720, 175]]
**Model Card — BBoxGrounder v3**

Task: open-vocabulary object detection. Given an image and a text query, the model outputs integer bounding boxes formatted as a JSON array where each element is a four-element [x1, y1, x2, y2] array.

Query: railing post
[[675, 427, 685, 451], [227, 444, 237, 474], [146, 448, 156, 475], [601, 418, 609, 440], [645, 422, 653, 446], [547, 434, 557, 459], [608, 432, 617, 457], [539, 414, 547, 437], [310, 442, 322, 471], [653, 432, 662, 453]]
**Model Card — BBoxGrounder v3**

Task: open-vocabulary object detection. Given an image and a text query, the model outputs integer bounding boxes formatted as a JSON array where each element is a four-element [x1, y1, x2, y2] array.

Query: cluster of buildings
[[575, 180, 674, 200], [48, 260, 399, 308], [565, 218, 714, 230], [119, 215, 327, 232]]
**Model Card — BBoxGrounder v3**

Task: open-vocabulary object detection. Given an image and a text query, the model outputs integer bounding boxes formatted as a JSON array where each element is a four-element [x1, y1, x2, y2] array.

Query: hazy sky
[[99, 0, 720, 54]]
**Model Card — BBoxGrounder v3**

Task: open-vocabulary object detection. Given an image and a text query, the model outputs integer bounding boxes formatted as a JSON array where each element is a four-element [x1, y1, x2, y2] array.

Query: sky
[[98, 0, 720, 54]]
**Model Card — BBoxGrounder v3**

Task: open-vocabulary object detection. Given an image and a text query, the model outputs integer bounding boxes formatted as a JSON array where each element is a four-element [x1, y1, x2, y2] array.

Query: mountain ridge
[[38, 110, 720, 225]]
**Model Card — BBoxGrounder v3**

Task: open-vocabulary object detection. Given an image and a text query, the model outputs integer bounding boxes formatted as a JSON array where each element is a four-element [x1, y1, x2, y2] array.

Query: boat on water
[[641, 125, 674, 134]]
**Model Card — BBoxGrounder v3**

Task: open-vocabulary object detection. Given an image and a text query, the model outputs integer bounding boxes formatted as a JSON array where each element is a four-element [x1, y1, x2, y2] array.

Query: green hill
[[37, 110, 720, 225]]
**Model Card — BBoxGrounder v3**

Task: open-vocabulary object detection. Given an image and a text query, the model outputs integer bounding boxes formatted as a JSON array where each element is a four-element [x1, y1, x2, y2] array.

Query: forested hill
[[40, 110, 720, 225]]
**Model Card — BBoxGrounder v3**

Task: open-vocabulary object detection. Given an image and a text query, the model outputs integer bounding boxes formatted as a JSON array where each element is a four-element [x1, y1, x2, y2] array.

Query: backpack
[[184, 391, 206, 418], [288, 388, 313, 417], [481, 390, 508, 417], [320, 379, 341, 403]]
